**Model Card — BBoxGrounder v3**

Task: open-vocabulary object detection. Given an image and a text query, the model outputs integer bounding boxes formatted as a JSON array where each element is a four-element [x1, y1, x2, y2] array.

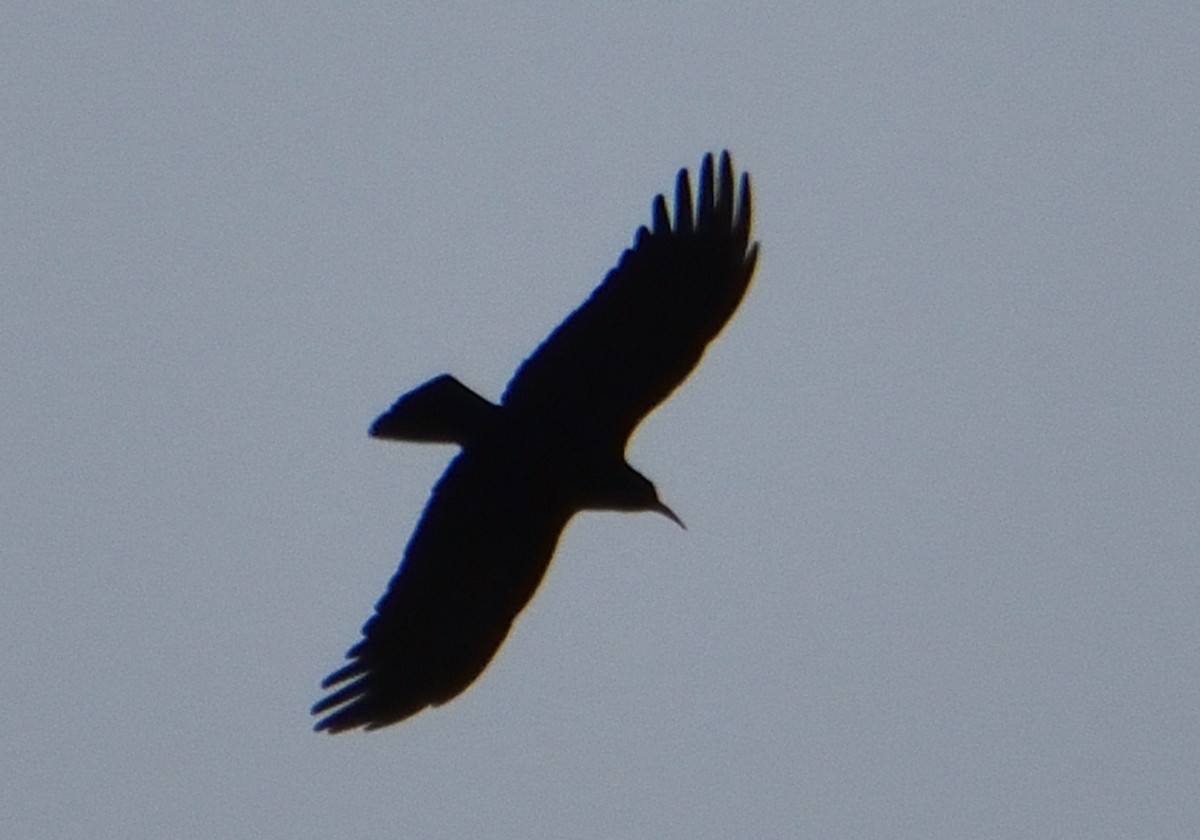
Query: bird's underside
[[312, 151, 758, 732]]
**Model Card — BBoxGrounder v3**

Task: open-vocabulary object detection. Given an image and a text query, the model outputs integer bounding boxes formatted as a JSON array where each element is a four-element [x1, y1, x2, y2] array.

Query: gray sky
[[5, 3, 1199, 838]]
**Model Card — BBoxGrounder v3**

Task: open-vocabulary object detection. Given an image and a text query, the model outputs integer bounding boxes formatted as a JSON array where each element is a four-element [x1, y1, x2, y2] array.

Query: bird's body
[[313, 152, 758, 732]]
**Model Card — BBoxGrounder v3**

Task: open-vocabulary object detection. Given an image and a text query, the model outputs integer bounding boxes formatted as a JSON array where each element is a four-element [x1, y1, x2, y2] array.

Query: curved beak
[[653, 500, 686, 530]]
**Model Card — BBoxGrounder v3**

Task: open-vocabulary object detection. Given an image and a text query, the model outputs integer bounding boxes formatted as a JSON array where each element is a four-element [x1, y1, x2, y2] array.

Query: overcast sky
[[5, 3, 1199, 838]]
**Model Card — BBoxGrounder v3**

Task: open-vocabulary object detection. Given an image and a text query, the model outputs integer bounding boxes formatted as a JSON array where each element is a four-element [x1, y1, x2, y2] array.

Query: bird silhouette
[[312, 151, 759, 732]]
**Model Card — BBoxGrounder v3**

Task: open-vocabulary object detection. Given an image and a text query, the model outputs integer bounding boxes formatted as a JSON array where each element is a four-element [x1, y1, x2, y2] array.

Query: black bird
[[313, 151, 759, 732]]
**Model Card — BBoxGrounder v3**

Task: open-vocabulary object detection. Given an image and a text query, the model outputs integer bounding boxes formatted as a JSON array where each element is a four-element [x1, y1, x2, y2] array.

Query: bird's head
[[595, 462, 685, 529]]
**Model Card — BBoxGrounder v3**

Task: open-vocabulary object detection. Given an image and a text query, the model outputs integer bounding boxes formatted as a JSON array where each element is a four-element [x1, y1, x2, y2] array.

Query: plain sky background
[[5, 3, 1198, 838]]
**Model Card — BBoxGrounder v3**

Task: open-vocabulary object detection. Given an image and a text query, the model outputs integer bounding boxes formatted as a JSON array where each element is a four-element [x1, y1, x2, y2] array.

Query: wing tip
[[310, 682, 373, 733], [640, 151, 753, 248]]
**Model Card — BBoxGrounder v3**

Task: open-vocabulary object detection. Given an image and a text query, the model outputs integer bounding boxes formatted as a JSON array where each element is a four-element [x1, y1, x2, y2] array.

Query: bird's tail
[[369, 374, 498, 445]]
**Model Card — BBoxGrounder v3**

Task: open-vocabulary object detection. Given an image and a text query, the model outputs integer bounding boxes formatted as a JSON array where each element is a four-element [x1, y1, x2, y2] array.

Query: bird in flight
[[313, 151, 759, 732]]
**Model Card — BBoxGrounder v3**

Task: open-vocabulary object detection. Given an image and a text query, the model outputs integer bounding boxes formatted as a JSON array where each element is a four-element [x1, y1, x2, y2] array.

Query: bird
[[312, 151, 759, 732]]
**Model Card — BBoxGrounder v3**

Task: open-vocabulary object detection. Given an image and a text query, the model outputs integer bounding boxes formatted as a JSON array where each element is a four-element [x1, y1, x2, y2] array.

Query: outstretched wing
[[501, 151, 758, 445], [312, 451, 574, 732]]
